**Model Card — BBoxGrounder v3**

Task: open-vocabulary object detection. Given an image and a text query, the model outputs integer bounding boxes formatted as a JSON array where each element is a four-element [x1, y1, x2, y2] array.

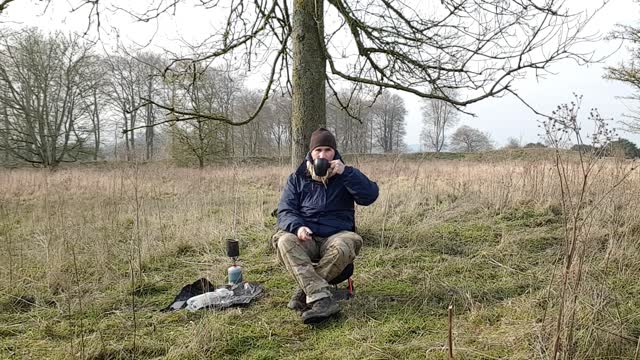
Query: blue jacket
[[277, 151, 379, 237]]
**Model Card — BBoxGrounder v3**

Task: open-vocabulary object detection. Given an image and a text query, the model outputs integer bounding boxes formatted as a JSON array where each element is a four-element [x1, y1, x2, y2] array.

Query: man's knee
[[272, 230, 298, 251], [325, 232, 362, 260], [330, 232, 363, 256], [347, 232, 363, 255]]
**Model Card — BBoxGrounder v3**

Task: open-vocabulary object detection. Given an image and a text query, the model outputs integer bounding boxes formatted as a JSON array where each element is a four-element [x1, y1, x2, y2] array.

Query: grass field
[[1, 153, 639, 359]]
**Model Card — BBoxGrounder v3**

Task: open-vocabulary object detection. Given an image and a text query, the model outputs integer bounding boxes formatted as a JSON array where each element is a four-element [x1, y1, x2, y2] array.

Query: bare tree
[[88, 87, 103, 160], [235, 90, 274, 157], [606, 13, 640, 133], [79, 55, 109, 161], [268, 94, 292, 157], [210, 64, 243, 157], [139, 53, 165, 161], [371, 90, 406, 153], [0, 29, 96, 167], [449, 125, 494, 153], [104, 51, 164, 161], [169, 118, 225, 168], [168, 65, 235, 167], [504, 136, 522, 149], [55, 0, 602, 166], [327, 88, 372, 154], [105, 54, 141, 161], [420, 89, 459, 153]]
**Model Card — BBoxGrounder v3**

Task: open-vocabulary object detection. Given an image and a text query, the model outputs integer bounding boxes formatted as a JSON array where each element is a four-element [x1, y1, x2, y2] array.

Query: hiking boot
[[287, 288, 307, 311], [301, 296, 340, 324]]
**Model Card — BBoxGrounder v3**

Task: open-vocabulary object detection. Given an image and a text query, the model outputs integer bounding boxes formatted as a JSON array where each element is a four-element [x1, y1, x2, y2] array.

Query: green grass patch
[[419, 222, 500, 256], [497, 206, 560, 228]]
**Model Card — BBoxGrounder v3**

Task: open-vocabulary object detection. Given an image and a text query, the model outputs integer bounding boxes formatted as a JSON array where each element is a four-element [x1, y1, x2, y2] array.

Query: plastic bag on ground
[[186, 288, 234, 311], [162, 280, 264, 312], [161, 278, 215, 312]]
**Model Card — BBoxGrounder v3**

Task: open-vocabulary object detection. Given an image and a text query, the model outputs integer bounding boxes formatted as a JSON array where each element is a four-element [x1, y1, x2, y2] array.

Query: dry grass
[[1, 154, 639, 359]]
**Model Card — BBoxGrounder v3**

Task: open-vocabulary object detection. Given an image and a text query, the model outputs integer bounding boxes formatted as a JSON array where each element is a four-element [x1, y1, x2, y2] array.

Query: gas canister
[[227, 265, 243, 285]]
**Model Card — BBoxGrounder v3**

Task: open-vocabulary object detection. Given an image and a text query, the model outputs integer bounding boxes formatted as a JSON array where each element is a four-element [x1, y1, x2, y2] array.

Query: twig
[[486, 256, 525, 274], [448, 303, 454, 360], [592, 325, 639, 344]]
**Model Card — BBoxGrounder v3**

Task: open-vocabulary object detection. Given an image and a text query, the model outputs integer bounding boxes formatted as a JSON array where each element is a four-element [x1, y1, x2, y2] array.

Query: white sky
[[2, 0, 639, 147], [401, 0, 640, 147]]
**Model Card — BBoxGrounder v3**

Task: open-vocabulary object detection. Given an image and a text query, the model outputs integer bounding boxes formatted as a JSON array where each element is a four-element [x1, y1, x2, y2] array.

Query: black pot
[[226, 239, 240, 258]]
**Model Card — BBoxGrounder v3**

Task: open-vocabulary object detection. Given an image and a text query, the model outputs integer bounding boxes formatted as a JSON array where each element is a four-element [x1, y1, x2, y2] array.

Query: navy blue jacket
[[277, 151, 379, 237]]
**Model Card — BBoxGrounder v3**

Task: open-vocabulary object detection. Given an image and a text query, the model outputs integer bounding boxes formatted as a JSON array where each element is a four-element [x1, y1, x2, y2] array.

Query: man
[[272, 128, 379, 324]]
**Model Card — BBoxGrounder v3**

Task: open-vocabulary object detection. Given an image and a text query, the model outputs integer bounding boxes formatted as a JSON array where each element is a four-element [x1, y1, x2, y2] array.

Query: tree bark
[[291, 0, 326, 168], [123, 112, 131, 161], [145, 78, 154, 161], [92, 88, 100, 161]]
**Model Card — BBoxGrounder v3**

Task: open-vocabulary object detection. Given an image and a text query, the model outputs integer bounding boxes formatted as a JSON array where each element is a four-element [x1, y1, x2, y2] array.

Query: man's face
[[311, 146, 335, 161]]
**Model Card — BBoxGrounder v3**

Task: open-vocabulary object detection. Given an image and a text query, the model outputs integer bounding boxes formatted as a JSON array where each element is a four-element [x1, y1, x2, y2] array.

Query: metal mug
[[313, 158, 329, 177]]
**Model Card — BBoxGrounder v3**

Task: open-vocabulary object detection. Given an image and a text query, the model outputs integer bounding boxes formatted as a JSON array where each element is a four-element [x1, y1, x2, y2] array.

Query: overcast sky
[[2, 0, 639, 148], [406, 0, 640, 148]]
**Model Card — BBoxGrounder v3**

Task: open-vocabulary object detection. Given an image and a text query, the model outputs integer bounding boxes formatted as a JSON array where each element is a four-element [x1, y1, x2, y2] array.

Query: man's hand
[[330, 160, 345, 175], [297, 226, 313, 241]]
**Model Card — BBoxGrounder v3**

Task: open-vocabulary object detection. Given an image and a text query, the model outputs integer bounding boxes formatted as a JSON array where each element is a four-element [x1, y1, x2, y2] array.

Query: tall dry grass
[[1, 154, 639, 358]]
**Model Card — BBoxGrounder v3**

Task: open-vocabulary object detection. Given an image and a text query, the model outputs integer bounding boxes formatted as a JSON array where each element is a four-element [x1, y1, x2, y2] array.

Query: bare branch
[[0, 0, 17, 14], [123, 29, 290, 133], [322, 0, 602, 109], [67, 0, 102, 36], [326, 79, 363, 124]]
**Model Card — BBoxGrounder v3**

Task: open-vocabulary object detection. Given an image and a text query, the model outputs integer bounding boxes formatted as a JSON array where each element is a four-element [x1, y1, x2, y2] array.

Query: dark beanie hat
[[309, 128, 337, 150]]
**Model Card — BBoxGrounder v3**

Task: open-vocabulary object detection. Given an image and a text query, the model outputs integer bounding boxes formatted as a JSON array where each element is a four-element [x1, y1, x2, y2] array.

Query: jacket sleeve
[[342, 166, 379, 206], [277, 174, 305, 234]]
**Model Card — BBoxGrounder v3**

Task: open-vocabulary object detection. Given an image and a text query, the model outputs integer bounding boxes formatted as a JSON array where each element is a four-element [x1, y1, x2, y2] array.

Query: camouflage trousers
[[271, 230, 363, 303]]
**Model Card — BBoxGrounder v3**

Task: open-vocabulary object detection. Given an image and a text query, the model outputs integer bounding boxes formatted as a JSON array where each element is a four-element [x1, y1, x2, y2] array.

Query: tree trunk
[[0, 104, 8, 164], [129, 115, 135, 159], [291, 0, 326, 168], [114, 126, 118, 160], [145, 79, 154, 161], [93, 89, 100, 161], [198, 155, 204, 169], [123, 113, 131, 161], [230, 126, 235, 156], [224, 125, 230, 156]]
